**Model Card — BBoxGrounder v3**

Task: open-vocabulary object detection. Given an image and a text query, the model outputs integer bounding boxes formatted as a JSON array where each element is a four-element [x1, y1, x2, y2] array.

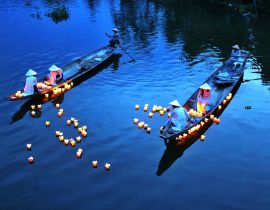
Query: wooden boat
[[7, 45, 117, 101], [160, 52, 249, 143]]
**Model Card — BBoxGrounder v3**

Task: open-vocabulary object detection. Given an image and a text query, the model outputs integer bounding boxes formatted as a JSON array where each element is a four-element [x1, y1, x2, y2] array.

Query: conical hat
[[112, 28, 119, 33], [200, 83, 211, 90], [169, 100, 181, 107], [25, 69, 37, 77], [232, 44, 240, 50], [49, 65, 62, 72]]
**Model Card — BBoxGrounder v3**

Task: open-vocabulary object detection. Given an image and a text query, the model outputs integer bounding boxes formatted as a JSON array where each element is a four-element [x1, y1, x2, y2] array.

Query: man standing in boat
[[106, 28, 121, 48], [163, 100, 190, 134], [22, 69, 38, 96]]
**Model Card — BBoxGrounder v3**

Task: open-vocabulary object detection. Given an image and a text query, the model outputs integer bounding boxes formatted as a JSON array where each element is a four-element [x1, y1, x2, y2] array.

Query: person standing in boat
[[22, 69, 38, 96], [164, 100, 190, 133], [48, 65, 63, 86], [106, 28, 121, 48], [197, 83, 211, 115]]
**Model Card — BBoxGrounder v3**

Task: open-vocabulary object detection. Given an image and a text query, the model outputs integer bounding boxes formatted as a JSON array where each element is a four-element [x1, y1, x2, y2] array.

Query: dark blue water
[[0, 1, 270, 210]]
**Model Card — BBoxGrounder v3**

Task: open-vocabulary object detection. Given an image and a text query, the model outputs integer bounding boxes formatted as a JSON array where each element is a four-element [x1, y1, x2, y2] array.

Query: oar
[[105, 33, 136, 62]]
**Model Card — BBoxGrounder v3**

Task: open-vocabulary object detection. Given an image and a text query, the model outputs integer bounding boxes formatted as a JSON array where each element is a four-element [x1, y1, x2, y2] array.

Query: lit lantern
[[37, 104, 42, 109], [105, 163, 110, 171], [205, 118, 209, 123], [82, 126, 87, 131], [81, 130, 87, 137], [159, 110, 164, 116], [78, 127, 83, 133], [64, 139, 69, 145], [45, 93, 49, 98], [144, 104, 149, 108], [163, 108, 167, 113], [210, 115, 214, 120], [70, 82, 74, 87], [55, 131, 63, 136], [28, 156, 34, 164], [31, 111, 36, 116], [138, 122, 145, 129], [148, 112, 153, 118], [58, 112, 63, 118], [200, 135, 205, 141], [157, 106, 163, 111], [200, 121, 205, 126], [74, 121, 79, 128], [218, 105, 222, 110], [160, 126, 164, 131], [133, 118, 139, 124], [61, 88, 65, 92], [215, 118, 220, 124], [76, 148, 83, 158], [26, 144, 32, 150], [71, 117, 75, 122], [188, 130, 191, 135], [195, 125, 200, 131], [70, 139, 76, 147], [67, 120, 71, 125], [144, 106, 148, 112], [146, 127, 151, 133], [59, 136, 64, 142], [76, 136, 81, 143], [168, 113, 171, 118], [223, 100, 227, 105], [92, 160, 98, 168], [144, 124, 148, 129], [55, 103, 60, 109], [183, 133, 188, 138], [135, 105, 139, 110], [59, 109, 64, 113], [31, 105, 35, 110], [45, 121, 50, 127], [152, 105, 157, 113]]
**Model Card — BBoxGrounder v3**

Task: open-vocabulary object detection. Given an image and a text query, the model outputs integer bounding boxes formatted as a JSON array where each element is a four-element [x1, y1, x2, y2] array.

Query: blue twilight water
[[0, 1, 270, 210]]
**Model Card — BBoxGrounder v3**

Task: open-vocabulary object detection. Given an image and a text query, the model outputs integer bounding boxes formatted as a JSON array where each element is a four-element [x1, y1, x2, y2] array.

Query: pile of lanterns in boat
[[51, 82, 73, 96], [37, 82, 50, 90]]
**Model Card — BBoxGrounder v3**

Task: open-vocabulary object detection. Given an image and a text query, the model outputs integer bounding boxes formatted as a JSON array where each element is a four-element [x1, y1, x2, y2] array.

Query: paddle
[[105, 33, 136, 62]]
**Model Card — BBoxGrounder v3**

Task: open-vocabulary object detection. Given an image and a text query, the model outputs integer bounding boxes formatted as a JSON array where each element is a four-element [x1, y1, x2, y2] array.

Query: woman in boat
[[22, 69, 38, 96], [107, 28, 121, 48], [226, 44, 241, 67], [197, 83, 211, 115], [48, 65, 63, 86], [164, 100, 190, 133]]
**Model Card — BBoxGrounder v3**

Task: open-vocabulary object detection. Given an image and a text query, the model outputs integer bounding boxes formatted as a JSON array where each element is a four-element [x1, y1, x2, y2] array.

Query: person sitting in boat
[[197, 83, 211, 115], [48, 65, 63, 86], [106, 28, 121, 48], [164, 100, 190, 133], [225, 44, 241, 67], [22, 69, 38, 96]]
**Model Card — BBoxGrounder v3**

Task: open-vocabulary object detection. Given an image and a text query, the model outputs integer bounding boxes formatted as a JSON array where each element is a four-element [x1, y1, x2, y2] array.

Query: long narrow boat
[[7, 45, 117, 101], [160, 51, 249, 143]]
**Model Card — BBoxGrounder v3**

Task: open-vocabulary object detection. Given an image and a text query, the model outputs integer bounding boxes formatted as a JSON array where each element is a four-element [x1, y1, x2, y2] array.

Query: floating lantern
[[59, 109, 64, 113], [64, 139, 69, 145], [144, 124, 148, 129], [163, 108, 167, 113], [148, 112, 153, 118], [133, 118, 139, 124], [92, 161, 98, 168], [55, 103, 60, 109], [67, 120, 71, 125], [58, 111, 63, 118], [26, 144, 32, 150], [146, 127, 151, 133], [159, 110, 164, 116], [55, 131, 63, 136], [70, 139, 76, 147], [210, 115, 214, 120], [71, 117, 75, 122], [74, 121, 79, 128], [45, 121, 50, 127], [138, 122, 145, 129], [144, 106, 148, 112], [105, 163, 110, 171], [37, 104, 42, 109], [28, 156, 34, 164], [82, 126, 87, 131], [214, 118, 220, 124], [81, 130, 87, 137], [152, 105, 157, 113], [76, 136, 81, 143], [76, 148, 83, 158], [31, 111, 36, 116], [31, 105, 35, 110], [200, 135, 205, 141], [218, 105, 222, 110], [157, 106, 163, 111], [168, 113, 171, 118], [59, 136, 64, 142], [223, 100, 227, 105], [78, 127, 83, 133], [135, 105, 139, 110]]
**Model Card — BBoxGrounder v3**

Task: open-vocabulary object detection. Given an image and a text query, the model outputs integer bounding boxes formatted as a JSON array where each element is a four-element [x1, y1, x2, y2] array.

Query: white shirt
[[23, 76, 37, 95], [170, 107, 190, 131]]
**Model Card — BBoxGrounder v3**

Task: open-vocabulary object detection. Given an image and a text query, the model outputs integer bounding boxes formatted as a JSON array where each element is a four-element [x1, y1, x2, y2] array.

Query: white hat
[[112, 28, 119, 33], [232, 44, 240, 50], [25, 69, 37, 77], [169, 100, 181, 107], [200, 83, 211, 90], [49, 65, 62, 72]]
